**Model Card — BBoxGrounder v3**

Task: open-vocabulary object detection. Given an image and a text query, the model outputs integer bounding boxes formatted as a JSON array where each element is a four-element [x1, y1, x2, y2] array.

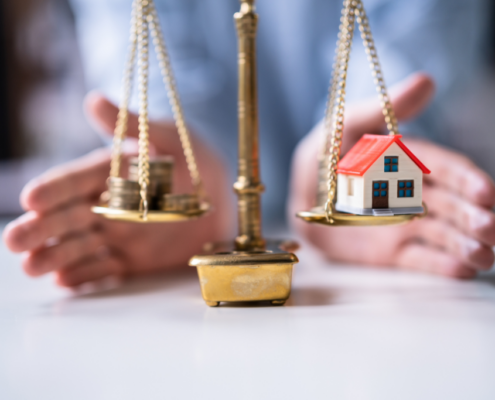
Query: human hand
[[289, 73, 495, 278], [3, 93, 233, 288]]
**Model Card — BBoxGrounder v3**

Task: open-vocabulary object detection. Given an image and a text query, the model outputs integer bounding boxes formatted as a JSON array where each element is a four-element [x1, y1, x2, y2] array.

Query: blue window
[[374, 191, 380, 197], [384, 157, 398, 172], [398, 180, 414, 198], [381, 182, 387, 189], [381, 191, 387, 197], [374, 183, 380, 189]]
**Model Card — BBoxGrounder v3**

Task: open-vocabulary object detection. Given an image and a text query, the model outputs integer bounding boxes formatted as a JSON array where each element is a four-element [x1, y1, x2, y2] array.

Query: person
[[0, 0, 101, 214], [3, 0, 495, 288]]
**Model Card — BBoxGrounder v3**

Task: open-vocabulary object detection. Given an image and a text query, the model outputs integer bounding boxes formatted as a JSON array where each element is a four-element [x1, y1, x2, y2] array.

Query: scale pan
[[92, 202, 210, 223], [297, 204, 427, 227]]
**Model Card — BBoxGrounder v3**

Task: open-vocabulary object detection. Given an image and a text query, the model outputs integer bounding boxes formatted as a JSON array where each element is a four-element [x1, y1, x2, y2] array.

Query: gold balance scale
[[93, 0, 427, 306]]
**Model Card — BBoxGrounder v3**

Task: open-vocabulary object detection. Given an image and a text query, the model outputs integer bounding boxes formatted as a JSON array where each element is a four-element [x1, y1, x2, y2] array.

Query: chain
[[136, 0, 151, 218], [316, 2, 348, 207], [320, 4, 347, 160], [324, 0, 355, 222], [110, 0, 138, 178], [109, 0, 206, 219], [148, 2, 204, 196], [355, 0, 398, 135], [323, 0, 399, 221]]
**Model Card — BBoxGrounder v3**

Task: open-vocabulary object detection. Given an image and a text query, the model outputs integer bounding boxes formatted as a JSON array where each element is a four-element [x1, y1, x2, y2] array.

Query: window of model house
[[398, 180, 414, 197], [384, 156, 398, 172]]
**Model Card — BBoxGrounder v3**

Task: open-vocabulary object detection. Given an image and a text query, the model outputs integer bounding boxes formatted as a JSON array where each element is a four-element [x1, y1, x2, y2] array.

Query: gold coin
[[158, 193, 200, 212]]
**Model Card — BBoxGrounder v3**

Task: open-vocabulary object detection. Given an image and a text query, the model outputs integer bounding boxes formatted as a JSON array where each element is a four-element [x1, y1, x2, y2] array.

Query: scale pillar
[[233, 0, 265, 251], [189, 0, 299, 307]]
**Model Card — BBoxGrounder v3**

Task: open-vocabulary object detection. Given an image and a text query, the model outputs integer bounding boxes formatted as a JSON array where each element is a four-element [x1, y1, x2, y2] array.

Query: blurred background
[[0, 0, 100, 215], [1, 0, 495, 219]]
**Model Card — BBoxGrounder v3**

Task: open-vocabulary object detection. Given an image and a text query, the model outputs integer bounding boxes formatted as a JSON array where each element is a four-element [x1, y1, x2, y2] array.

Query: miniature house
[[336, 134, 430, 216]]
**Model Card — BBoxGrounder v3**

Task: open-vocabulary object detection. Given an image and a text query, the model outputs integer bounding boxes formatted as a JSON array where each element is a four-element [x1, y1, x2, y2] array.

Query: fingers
[[415, 217, 494, 271], [4, 202, 99, 253], [346, 72, 435, 135], [84, 92, 182, 156], [406, 139, 495, 209], [396, 243, 477, 279], [20, 148, 110, 213], [388, 73, 436, 122], [22, 231, 106, 277], [423, 185, 495, 247], [55, 254, 125, 288]]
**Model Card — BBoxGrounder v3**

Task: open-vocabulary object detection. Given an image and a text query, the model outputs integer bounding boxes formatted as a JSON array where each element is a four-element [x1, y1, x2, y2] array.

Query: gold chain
[[320, 4, 347, 161], [324, 0, 399, 221], [110, 0, 138, 178], [110, 0, 206, 219], [136, 0, 151, 218], [355, 0, 398, 135], [324, 0, 355, 222], [148, 2, 204, 196]]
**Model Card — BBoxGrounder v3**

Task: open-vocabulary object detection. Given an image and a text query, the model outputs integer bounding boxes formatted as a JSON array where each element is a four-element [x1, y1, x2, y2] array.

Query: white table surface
[[1, 222, 495, 400]]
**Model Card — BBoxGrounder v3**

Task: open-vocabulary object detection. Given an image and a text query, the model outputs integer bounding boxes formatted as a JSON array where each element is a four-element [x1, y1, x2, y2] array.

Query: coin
[[158, 193, 200, 213], [129, 157, 174, 208], [107, 177, 142, 210]]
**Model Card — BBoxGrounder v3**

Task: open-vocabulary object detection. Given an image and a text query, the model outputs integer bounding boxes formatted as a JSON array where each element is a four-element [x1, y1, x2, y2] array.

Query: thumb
[[346, 72, 435, 135], [83, 91, 183, 155]]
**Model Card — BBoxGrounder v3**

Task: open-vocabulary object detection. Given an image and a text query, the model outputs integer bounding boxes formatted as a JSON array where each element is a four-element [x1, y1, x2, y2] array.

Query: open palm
[[4, 93, 233, 287], [290, 73, 495, 278]]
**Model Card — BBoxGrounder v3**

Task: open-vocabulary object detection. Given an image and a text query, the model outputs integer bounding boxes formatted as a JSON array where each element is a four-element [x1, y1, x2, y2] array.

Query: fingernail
[[461, 238, 481, 259], [471, 211, 495, 244], [45, 237, 60, 248]]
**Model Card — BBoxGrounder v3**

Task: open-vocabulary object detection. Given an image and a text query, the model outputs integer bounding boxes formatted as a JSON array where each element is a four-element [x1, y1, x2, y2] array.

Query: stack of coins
[[108, 177, 142, 210], [129, 157, 174, 208], [158, 193, 200, 213]]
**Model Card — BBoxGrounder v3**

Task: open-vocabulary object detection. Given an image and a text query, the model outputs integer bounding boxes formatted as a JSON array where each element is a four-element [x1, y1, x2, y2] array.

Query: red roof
[[337, 134, 431, 176]]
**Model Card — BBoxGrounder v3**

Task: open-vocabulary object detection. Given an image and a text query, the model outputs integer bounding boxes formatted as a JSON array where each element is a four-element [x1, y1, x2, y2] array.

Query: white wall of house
[[337, 142, 424, 210], [337, 174, 365, 209], [362, 143, 423, 209]]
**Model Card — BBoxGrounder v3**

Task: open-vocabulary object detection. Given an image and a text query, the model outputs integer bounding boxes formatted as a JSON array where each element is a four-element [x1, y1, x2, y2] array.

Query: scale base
[[189, 241, 299, 307], [92, 202, 210, 223], [297, 203, 427, 227]]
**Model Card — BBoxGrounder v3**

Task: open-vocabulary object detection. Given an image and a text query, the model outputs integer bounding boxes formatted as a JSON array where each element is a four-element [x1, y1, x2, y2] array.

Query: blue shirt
[[69, 0, 490, 225]]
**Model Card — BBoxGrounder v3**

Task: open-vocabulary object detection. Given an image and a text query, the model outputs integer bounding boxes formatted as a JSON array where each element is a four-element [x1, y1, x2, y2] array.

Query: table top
[[1, 222, 495, 400]]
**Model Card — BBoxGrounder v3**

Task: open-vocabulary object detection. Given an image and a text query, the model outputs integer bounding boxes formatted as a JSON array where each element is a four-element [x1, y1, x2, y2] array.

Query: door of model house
[[372, 181, 389, 208]]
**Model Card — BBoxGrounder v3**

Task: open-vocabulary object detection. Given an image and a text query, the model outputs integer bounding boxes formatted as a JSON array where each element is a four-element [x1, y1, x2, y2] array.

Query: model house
[[335, 134, 431, 216]]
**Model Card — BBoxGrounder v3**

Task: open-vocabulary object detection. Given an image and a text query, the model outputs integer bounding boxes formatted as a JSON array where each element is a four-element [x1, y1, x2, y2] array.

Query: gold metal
[[191, 241, 298, 306], [233, 0, 264, 251], [298, 202, 427, 227], [136, 0, 151, 219], [189, 0, 299, 307], [94, 0, 209, 223], [148, 2, 204, 196], [110, 0, 137, 179], [299, 0, 426, 226], [91, 202, 210, 223]]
